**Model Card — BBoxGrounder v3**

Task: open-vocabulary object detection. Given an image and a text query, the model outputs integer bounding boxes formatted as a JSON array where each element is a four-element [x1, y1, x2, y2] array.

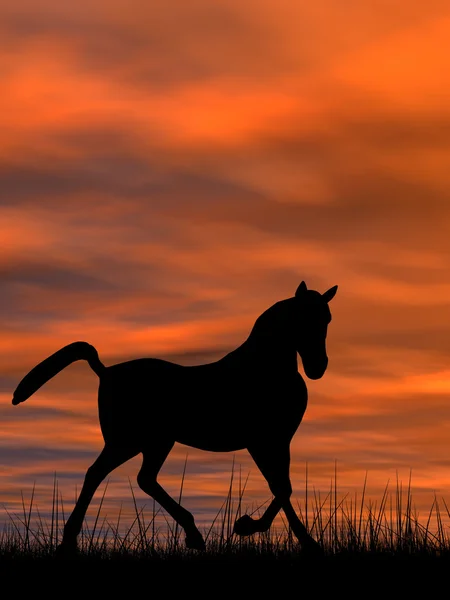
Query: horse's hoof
[[54, 540, 79, 558], [233, 514, 257, 536], [185, 530, 206, 551], [302, 538, 324, 557]]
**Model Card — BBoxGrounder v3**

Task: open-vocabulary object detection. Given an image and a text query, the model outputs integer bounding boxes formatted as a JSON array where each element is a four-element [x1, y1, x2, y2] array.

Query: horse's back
[[102, 356, 252, 399]]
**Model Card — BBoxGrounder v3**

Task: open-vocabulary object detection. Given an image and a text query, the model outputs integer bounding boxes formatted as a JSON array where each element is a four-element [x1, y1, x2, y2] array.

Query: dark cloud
[[0, 149, 260, 213], [0, 257, 130, 327], [0, 2, 312, 85], [337, 329, 450, 359], [0, 375, 23, 394], [0, 260, 117, 292], [0, 444, 97, 466], [306, 397, 450, 435], [0, 403, 78, 420], [339, 113, 450, 152], [0, 157, 157, 204]]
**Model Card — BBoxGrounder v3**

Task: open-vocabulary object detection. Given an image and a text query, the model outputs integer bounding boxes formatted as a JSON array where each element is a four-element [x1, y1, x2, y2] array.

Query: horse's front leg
[[137, 440, 206, 551], [233, 496, 282, 536], [235, 441, 322, 555]]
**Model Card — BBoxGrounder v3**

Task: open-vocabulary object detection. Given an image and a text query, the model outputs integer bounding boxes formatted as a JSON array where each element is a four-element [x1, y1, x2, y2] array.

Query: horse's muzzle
[[303, 357, 328, 380]]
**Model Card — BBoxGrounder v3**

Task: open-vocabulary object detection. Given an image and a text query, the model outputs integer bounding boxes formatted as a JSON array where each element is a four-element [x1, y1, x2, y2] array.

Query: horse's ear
[[322, 285, 338, 303], [295, 281, 308, 298]]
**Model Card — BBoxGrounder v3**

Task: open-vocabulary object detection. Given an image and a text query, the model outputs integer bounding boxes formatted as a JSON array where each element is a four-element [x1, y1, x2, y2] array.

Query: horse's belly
[[173, 405, 251, 452], [176, 434, 247, 453]]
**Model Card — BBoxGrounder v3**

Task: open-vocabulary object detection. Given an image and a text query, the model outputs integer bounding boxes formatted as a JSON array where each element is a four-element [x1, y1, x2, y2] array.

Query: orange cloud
[[2, 1, 450, 537]]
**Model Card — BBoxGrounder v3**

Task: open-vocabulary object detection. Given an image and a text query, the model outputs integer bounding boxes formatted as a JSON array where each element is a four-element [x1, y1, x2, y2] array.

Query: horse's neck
[[248, 299, 292, 342], [223, 299, 298, 370]]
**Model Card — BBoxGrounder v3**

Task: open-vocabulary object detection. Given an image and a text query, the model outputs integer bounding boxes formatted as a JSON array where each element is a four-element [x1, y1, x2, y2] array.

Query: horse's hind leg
[[59, 444, 139, 553], [137, 440, 206, 551]]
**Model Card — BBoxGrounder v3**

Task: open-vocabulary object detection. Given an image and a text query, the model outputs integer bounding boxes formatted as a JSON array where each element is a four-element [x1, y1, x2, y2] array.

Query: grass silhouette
[[2, 463, 450, 596], [2, 460, 450, 562]]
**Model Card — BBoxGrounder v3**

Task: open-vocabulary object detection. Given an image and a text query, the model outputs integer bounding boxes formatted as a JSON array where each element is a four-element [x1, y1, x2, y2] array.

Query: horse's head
[[294, 280, 338, 380]]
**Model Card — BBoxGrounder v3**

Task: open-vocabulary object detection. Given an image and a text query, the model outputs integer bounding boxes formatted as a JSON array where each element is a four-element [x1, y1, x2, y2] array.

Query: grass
[[2, 461, 450, 591]]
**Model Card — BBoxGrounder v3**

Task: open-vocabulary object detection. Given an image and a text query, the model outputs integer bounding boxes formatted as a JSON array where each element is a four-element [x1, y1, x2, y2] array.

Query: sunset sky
[[1, 1, 450, 536]]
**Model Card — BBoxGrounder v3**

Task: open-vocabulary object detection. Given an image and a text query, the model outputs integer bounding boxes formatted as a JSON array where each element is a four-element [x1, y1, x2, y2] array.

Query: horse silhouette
[[12, 280, 337, 554]]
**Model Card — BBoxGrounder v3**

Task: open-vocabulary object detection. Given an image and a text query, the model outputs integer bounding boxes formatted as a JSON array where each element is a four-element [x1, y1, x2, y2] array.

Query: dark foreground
[[1, 551, 448, 596]]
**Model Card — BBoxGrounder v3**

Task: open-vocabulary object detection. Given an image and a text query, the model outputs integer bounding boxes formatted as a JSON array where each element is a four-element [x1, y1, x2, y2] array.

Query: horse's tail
[[12, 341, 106, 406]]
